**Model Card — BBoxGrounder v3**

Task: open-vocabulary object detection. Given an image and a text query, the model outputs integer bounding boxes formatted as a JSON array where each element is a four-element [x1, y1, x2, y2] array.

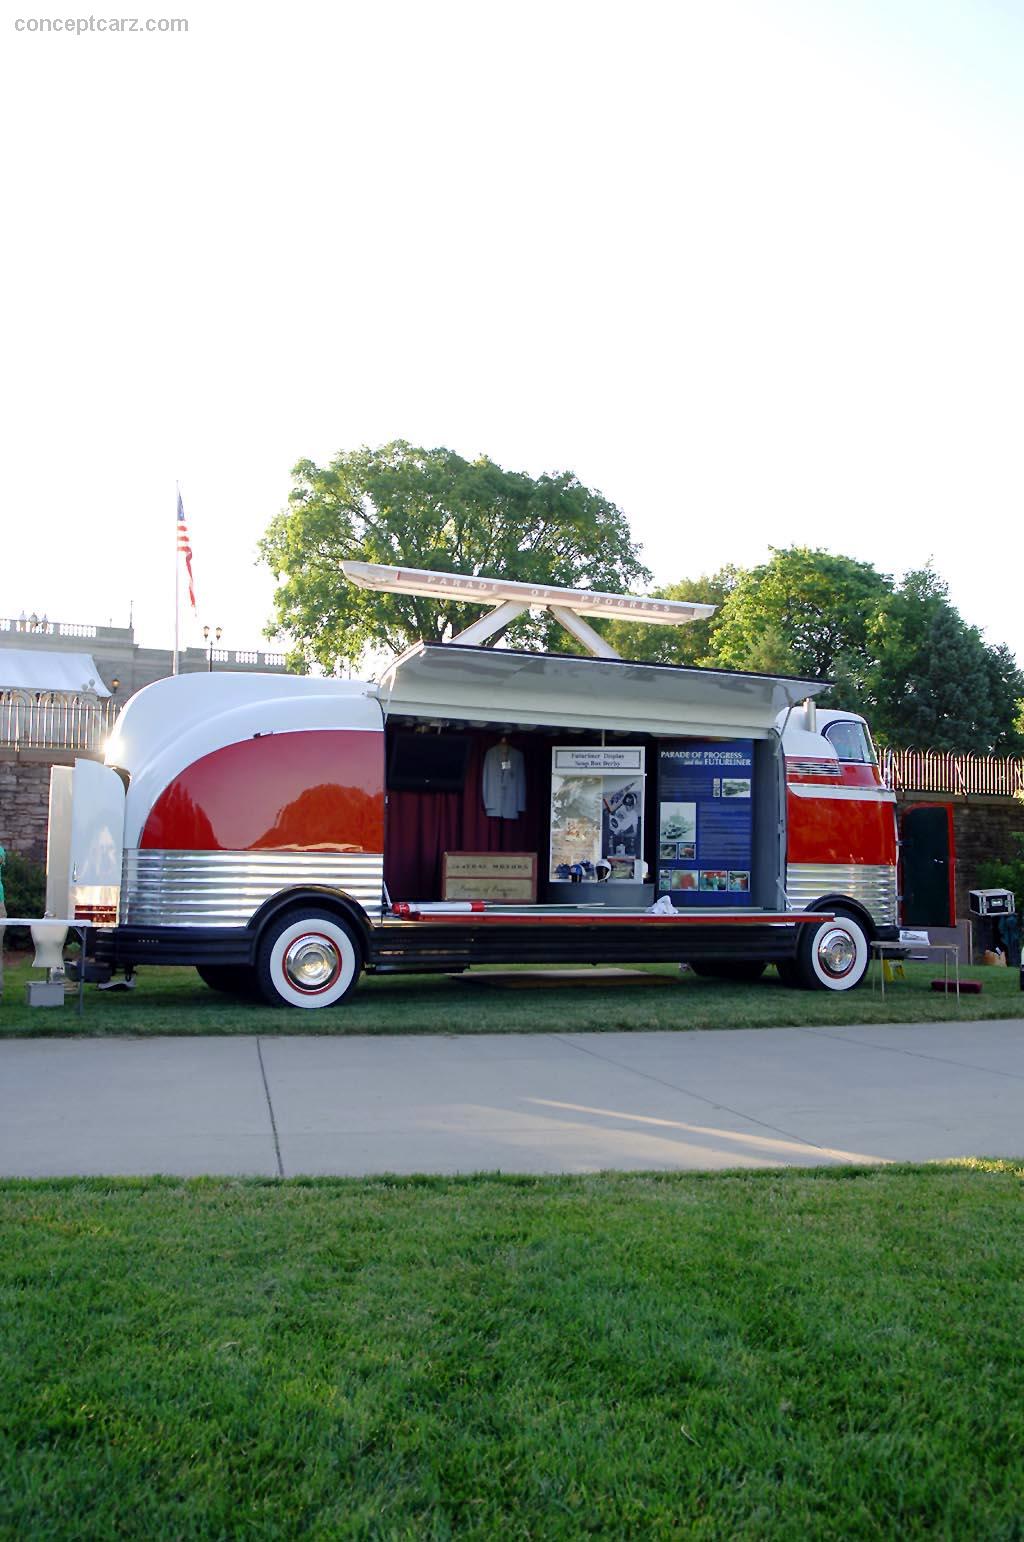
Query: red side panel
[[141, 730, 385, 853], [787, 789, 897, 866]]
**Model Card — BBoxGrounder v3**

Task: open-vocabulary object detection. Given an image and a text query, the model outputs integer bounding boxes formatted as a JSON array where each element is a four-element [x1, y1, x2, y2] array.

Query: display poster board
[[550, 747, 645, 881], [657, 740, 753, 905], [443, 851, 538, 903]]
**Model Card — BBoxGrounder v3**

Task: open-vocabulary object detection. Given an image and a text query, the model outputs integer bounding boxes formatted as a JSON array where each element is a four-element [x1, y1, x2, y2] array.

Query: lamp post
[[105, 677, 120, 738], [202, 625, 223, 671]]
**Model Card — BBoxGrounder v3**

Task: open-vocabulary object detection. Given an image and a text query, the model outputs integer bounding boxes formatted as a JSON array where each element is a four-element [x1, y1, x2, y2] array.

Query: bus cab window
[[823, 720, 876, 764]]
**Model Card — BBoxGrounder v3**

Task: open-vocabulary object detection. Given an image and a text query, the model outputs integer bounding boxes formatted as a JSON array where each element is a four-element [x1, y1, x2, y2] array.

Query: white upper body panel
[[102, 660, 839, 850], [777, 706, 873, 757], [780, 726, 841, 762], [106, 673, 383, 849]]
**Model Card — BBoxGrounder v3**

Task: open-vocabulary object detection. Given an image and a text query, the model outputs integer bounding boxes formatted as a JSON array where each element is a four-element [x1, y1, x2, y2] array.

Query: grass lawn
[[1, 951, 1022, 1037], [1, 1164, 1021, 1538]]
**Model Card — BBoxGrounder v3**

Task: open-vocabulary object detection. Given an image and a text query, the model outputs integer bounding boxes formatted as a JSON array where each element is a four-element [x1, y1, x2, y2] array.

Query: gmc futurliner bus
[[46, 565, 898, 1007]]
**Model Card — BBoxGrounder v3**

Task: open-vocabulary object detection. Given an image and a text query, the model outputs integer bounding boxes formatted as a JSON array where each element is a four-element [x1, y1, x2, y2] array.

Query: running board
[[368, 913, 830, 970]]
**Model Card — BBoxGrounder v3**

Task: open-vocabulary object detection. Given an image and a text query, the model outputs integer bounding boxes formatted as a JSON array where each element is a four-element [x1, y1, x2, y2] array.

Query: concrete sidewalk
[[1, 1021, 1022, 1178]]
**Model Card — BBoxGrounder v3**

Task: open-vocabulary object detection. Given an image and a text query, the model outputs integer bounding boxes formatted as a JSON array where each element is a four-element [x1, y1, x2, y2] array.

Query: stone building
[[0, 612, 294, 867], [0, 612, 291, 701]]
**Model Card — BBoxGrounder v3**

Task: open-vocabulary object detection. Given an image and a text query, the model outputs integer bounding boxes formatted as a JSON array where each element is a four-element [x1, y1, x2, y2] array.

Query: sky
[[2, 0, 1022, 667]]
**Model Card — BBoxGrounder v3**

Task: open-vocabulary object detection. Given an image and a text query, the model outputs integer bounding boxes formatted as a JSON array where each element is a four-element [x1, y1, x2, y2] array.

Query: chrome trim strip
[[789, 785, 896, 803], [121, 849, 384, 927], [786, 758, 841, 777], [786, 862, 897, 929]]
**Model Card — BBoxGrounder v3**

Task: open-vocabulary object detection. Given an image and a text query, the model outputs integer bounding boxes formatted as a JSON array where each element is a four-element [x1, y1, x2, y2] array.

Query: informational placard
[[657, 741, 753, 906], [552, 748, 644, 774], [443, 851, 538, 903], [550, 747, 646, 881]]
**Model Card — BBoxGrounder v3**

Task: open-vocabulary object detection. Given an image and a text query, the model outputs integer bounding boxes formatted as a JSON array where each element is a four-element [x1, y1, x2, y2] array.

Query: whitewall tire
[[256, 911, 361, 1009], [797, 910, 869, 992]]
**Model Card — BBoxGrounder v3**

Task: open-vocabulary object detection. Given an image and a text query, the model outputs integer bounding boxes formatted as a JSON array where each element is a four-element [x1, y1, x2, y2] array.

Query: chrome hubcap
[[284, 934, 340, 991], [817, 927, 856, 977]]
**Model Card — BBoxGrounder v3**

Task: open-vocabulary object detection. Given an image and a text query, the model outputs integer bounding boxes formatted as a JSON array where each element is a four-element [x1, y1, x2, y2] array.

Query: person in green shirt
[[0, 843, 6, 999]]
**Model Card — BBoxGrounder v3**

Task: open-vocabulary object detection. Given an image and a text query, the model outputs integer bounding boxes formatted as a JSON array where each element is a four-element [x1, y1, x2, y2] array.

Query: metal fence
[[884, 747, 1024, 798], [0, 616, 99, 638], [0, 692, 118, 752], [209, 648, 288, 667], [1, 618, 287, 670]]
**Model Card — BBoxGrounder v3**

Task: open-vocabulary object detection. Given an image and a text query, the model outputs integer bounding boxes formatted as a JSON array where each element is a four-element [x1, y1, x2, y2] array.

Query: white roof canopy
[[342, 560, 716, 658], [0, 649, 111, 696], [379, 643, 828, 739]]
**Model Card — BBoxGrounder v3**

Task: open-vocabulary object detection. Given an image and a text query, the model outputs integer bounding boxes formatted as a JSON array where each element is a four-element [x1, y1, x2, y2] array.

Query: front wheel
[[796, 910, 870, 991], [256, 910, 362, 1009]]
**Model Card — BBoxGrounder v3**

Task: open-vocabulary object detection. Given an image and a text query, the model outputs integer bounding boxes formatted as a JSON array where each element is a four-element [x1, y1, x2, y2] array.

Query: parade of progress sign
[[657, 741, 753, 905], [549, 747, 646, 882]]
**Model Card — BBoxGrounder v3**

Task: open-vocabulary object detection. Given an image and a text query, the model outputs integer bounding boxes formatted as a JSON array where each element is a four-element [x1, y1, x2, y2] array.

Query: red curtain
[[384, 730, 549, 900]]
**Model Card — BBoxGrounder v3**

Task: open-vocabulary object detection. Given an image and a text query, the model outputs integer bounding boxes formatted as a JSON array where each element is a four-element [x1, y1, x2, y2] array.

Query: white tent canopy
[[0, 650, 111, 696]]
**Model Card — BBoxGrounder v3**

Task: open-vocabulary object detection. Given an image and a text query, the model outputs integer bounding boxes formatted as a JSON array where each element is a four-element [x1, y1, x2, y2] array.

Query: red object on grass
[[931, 978, 981, 994]]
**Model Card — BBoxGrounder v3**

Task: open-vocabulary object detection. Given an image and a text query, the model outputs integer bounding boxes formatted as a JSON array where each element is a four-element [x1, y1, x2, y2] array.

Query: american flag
[[176, 491, 197, 613]]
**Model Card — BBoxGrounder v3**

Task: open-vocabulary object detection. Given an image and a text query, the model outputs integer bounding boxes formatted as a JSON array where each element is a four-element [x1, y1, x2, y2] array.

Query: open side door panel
[[48, 759, 126, 923]]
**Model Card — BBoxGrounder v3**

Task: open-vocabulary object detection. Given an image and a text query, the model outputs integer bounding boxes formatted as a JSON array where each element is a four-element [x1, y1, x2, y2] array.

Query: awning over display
[[378, 643, 828, 738], [343, 560, 716, 626], [0, 649, 111, 696]]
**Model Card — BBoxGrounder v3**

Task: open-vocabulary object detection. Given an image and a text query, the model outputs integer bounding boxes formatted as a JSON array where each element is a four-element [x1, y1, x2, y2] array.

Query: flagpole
[[173, 482, 180, 675]]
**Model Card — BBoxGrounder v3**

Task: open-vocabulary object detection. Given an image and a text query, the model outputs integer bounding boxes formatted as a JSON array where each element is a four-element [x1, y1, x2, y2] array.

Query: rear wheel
[[256, 910, 361, 1009], [196, 964, 261, 999], [689, 960, 766, 982], [796, 910, 869, 991]]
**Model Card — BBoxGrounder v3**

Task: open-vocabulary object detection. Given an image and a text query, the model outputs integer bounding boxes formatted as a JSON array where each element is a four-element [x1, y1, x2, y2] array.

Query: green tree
[[3, 850, 45, 948], [259, 442, 650, 671], [1014, 696, 1024, 749], [710, 547, 892, 689], [866, 568, 1024, 751], [600, 568, 740, 666], [984, 645, 1024, 755]]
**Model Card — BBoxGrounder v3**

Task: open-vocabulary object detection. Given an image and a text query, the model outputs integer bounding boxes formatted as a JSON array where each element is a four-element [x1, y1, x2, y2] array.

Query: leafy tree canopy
[[259, 441, 650, 671], [864, 567, 1024, 752], [616, 547, 1024, 753], [260, 453, 1023, 753], [711, 547, 892, 682], [600, 568, 740, 667]]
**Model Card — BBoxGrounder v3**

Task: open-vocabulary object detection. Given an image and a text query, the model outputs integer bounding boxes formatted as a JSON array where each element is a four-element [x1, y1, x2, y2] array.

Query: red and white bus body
[[50, 646, 899, 1006], [782, 706, 898, 934]]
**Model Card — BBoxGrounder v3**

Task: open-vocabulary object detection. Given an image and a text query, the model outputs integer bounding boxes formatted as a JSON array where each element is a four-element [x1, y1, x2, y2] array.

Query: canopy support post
[[549, 607, 621, 659], [450, 600, 528, 648]]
